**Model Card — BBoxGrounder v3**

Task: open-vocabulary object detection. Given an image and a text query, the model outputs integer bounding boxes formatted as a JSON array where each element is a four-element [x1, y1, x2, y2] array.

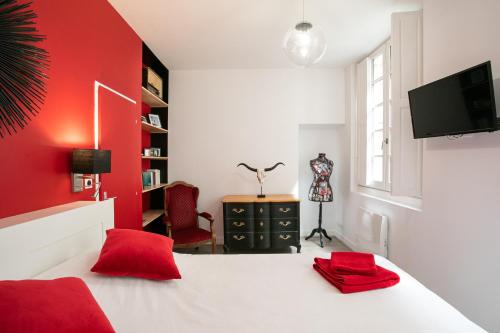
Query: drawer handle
[[259, 221, 264, 227], [232, 221, 245, 227], [279, 234, 292, 240], [279, 221, 292, 227], [259, 208, 264, 214], [260, 235, 264, 241], [232, 208, 246, 214], [233, 235, 246, 241], [279, 207, 291, 213]]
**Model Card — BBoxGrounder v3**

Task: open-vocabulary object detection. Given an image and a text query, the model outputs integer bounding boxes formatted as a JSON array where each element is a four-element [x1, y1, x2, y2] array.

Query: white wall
[[169, 68, 345, 241], [342, 1, 500, 331], [298, 125, 348, 237]]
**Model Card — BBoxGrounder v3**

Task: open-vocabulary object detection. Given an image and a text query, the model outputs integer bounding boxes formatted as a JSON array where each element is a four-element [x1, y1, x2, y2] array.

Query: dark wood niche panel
[[141, 42, 169, 229]]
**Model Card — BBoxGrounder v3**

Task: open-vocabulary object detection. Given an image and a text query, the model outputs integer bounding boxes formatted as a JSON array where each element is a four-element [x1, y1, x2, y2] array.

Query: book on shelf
[[147, 169, 161, 185], [142, 171, 153, 188]]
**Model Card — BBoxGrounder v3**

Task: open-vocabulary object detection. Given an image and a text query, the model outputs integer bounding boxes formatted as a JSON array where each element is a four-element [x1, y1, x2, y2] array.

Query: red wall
[[0, 0, 143, 229]]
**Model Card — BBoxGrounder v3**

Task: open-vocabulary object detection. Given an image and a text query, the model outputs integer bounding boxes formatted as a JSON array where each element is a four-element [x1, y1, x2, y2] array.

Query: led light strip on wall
[[93, 81, 137, 200]]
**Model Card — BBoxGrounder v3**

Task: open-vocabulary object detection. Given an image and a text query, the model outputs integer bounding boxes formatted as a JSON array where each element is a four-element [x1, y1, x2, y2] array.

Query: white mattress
[[36, 251, 485, 333]]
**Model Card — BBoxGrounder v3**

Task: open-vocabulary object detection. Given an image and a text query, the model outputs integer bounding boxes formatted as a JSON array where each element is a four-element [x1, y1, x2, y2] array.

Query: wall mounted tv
[[408, 61, 497, 139]]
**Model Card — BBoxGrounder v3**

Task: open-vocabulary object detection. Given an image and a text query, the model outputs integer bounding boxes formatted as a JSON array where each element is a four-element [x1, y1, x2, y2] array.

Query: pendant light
[[283, 0, 327, 67]]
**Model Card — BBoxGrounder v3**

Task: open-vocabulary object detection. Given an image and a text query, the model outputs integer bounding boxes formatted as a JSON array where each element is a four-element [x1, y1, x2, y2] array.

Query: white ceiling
[[108, 0, 421, 70]]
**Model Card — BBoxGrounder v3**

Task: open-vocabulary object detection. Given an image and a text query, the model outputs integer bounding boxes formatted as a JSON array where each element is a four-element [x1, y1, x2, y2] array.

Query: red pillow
[[0, 277, 115, 333], [91, 228, 181, 280]]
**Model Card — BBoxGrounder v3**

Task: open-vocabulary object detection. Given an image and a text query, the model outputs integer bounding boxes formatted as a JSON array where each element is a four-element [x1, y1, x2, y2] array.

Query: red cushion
[[91, 229, 181, 280], [166, 185, 198, 231], [0, 277, 115, 333], [172, 227, 212, 244]]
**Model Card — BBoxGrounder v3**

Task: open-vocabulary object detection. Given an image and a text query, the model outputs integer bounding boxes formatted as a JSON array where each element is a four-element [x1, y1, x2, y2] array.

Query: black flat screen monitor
[[408, 61, 497, 138]]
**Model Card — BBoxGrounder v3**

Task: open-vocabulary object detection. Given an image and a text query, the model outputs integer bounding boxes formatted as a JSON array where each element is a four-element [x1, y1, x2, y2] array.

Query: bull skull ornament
[[237, 162, 285, 198]]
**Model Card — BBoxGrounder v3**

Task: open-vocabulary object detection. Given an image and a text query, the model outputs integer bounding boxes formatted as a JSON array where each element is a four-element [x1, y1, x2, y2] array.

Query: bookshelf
[[142, 183, 168, 194], [142, 156, 168, 160], [141, 87, 168, 107], [141, 121, 168, 133], [141, 42, 169, 231], [142, 209, 164, 227]]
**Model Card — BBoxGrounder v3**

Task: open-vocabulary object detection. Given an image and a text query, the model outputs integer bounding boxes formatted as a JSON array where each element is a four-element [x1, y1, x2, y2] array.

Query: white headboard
[[0, 199, 114, 280]]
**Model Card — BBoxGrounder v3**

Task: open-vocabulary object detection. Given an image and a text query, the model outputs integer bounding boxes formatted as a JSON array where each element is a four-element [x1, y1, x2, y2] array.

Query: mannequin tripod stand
[[305, 201, 332, 247]]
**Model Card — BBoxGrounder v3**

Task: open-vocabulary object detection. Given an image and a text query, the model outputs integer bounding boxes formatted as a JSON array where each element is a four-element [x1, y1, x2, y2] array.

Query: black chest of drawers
[[222, 195, 301, 253]]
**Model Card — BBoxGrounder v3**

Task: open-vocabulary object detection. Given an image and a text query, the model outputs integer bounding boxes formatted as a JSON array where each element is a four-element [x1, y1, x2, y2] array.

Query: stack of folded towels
[[313, 252, 400, 293]]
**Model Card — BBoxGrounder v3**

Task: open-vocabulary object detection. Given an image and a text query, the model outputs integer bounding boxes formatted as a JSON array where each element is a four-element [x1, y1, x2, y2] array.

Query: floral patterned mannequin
[[308, 153, 333, 202]]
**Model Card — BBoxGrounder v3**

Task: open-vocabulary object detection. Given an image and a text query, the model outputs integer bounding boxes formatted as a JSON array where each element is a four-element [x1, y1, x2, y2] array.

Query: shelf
[[142, 87, 168, 107], [142, 156, 168, 160], [142, 183, 168, 193], [141, 121, 168, 134], [142, 209, 164, 227], [141, 43, 168, 231]]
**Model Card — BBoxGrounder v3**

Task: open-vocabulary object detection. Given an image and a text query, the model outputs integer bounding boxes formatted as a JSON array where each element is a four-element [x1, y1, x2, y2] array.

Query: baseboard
[[329, 229, 358, 251], [300, 224, 343, 238], [300, 227, 357, 251]]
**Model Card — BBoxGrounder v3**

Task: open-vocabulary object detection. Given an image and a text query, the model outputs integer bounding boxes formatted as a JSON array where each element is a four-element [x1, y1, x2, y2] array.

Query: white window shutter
[[356, 59, 369, 187], [390, 11, 423, 197]]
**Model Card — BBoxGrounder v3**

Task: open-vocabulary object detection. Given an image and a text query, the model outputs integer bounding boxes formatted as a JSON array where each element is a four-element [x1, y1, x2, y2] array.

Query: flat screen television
[[408, 61, 497, 138]]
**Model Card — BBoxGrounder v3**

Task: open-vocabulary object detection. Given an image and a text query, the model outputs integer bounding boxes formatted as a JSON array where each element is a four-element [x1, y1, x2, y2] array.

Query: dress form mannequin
[[305, 153, 333, 247]]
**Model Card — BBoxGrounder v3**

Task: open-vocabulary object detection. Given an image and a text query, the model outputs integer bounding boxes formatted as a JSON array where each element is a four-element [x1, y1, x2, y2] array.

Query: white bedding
[[36, 251, 485, 333]]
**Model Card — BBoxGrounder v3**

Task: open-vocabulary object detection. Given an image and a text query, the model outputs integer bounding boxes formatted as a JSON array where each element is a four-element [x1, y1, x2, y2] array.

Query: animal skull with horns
[[237, 162, 285, 197]]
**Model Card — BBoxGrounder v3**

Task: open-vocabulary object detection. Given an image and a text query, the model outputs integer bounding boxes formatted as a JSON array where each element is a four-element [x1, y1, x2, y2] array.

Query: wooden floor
[[174, 235, 351, 255]]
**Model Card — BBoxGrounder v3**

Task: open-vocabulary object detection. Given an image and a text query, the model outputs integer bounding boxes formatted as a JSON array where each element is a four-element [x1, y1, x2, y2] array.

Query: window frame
[[360, 40, 391, 192]]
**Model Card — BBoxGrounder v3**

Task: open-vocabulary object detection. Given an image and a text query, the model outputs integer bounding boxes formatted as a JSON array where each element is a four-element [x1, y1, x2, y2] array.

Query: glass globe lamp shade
[[283, 22, 327, 67]]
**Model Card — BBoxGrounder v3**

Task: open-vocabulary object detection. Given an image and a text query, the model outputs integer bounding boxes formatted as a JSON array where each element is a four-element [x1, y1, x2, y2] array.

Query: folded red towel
[[314, 257, 400, 294], [330, 251, 377, 275]]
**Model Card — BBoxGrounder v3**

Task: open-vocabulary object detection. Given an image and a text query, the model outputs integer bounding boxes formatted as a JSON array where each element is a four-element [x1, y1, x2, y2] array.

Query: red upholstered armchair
[[163, 181, 216, 253]]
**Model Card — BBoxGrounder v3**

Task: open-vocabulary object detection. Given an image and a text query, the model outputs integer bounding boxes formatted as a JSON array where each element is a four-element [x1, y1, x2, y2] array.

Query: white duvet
[[36, 251, 485, 333]]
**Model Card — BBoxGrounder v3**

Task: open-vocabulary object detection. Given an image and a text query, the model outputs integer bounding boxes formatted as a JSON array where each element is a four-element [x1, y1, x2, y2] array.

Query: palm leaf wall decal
[[0, 0, 49, 138]]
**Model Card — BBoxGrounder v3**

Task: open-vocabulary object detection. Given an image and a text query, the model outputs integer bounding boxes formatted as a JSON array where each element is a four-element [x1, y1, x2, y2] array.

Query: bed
[[0, 201, 486, 332], [33, 250, 483, 333]]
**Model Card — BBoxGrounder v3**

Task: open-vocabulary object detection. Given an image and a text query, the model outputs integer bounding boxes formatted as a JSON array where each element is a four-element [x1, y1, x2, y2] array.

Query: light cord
[[302, 0, 305, 22]]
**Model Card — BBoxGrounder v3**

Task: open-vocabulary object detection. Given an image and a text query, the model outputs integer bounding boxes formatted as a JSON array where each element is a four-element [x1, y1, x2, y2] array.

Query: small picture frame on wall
[[148, 114, 161, 128]]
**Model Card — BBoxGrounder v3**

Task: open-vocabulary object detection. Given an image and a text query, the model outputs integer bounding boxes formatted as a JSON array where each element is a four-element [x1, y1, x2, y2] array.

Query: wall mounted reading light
[[71, 149, 111, 198]]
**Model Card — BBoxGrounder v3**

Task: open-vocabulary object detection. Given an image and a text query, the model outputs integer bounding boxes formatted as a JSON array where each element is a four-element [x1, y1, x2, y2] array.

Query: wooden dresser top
[[222, 194, 299, 203]]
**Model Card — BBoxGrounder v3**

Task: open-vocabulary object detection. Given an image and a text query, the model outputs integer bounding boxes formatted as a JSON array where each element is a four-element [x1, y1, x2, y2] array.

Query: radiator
[[356, 207, 389, 258]]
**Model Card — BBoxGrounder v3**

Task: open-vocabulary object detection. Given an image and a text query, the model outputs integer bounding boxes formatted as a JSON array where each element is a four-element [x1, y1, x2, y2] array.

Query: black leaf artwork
[[0, 0, 49, 138]]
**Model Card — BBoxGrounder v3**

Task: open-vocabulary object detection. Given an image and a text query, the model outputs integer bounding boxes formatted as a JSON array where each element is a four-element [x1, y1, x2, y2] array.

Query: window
[[362, 41, 391, 191], [353, 11, 423, 207]]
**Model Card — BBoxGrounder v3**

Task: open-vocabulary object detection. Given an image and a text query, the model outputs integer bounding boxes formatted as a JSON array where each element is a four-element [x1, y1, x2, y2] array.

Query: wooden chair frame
[[163, 181, 216, 253]]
